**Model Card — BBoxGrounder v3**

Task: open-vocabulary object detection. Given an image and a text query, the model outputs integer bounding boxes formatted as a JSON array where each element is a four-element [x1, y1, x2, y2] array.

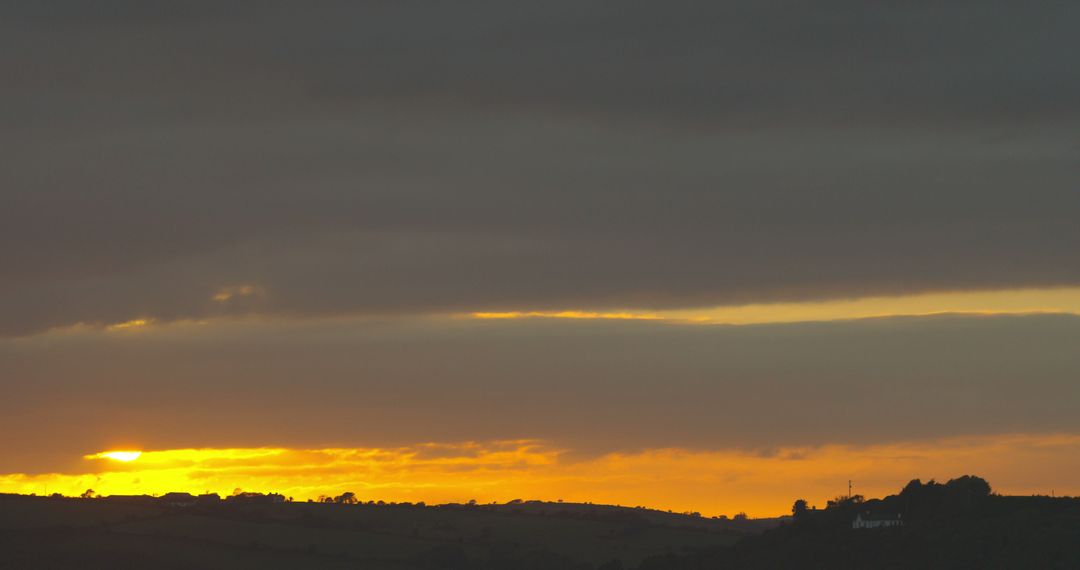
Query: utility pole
[[848, 480, 853, 499]]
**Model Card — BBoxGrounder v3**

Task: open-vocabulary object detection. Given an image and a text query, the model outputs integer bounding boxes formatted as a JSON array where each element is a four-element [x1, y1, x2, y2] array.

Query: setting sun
[[92, 451, 142, 462]]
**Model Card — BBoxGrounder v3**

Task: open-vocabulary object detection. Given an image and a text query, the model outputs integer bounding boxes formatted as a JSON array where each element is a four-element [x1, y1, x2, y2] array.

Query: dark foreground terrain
[[2, 476, 1078, 569], [0, 494, 757, 569], [639, 476, 1080, 570]]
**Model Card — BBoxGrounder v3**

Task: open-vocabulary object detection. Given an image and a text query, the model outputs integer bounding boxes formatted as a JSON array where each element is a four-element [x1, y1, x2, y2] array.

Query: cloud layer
[[2, 2, 1079, 335], [3, 313, 1079, 474]]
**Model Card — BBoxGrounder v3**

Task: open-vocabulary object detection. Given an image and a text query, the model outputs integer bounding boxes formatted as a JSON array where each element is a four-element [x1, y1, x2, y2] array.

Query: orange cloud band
[[2, 434, 1078, 517]]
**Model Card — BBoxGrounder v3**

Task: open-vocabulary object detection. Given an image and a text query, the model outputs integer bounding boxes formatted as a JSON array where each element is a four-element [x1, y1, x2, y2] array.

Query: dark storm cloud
[[2, 313, 1079, 472], [2, 1, 1080, 335]]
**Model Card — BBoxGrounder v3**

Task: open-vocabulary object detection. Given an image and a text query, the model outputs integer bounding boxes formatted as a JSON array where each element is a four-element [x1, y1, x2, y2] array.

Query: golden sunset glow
[[3, 434, 1077, 517], [470, 286, 1080, 326]]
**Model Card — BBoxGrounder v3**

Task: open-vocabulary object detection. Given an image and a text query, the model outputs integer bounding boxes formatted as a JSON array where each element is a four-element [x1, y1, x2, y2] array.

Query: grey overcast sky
[[2, 1, 1079, 335]]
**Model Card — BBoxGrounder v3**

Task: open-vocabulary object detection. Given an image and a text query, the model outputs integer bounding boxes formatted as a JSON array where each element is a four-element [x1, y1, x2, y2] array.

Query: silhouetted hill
[[638, 476, 1080, 569], [0, 493, 763, 569], [4, 478, 1074, 569], [480, 500, 783, 534]]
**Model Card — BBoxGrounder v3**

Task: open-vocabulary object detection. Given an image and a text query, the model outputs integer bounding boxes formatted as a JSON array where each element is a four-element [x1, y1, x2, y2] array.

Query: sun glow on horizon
[[3, 435, 1080, 517]]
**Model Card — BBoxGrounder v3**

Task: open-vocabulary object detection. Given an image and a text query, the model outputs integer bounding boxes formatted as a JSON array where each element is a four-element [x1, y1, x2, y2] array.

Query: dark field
[[0, 494, 756, 569], [5, 476, 1078, 569]]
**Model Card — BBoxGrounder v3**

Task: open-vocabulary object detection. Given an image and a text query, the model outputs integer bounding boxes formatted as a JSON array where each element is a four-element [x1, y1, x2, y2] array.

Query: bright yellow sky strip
[[470, 286, 1080, 326], [51, 286, 1080, 337], [4, 435, 1080, 517], [471, 310, 665, 321]]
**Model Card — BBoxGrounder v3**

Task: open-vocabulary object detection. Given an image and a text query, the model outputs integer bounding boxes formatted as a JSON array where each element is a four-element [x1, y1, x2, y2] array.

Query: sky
[[2, 1, 1079, 516]]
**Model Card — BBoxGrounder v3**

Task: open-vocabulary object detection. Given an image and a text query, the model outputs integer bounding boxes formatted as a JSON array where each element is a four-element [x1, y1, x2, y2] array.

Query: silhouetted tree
[[792, 499, 808, 519], [80, 489, 96, 499], [946, 475, 991, 497], [827, 494, 864, 508], [334, 491, 357, 504], [901, 478, 924, 496]]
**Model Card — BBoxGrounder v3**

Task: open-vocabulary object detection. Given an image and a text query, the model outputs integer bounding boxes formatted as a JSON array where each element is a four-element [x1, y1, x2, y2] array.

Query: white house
[[852, 512, 903, 529]]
